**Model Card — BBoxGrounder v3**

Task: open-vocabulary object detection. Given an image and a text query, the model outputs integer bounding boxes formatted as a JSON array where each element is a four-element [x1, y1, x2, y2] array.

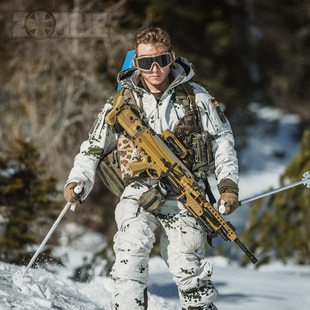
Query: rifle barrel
[[235, 238, 258, 264]]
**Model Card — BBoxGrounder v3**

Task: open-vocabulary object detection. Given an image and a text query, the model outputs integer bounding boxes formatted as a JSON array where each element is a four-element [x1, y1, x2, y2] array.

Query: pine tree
[[0, 138, 59, 262], [242, 129, 310, 266]]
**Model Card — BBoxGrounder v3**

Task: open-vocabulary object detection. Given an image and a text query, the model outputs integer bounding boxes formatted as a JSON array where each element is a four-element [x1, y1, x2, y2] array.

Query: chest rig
[[97, 82, 215, 197], [171, 82, 215, 179]]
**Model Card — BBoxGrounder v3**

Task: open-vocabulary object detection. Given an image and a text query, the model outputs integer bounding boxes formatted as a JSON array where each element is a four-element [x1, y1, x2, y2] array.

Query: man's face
[[135, 43, 171, 92]]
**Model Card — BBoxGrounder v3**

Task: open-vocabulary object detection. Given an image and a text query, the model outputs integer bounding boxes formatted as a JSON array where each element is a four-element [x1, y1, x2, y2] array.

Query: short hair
[[134, 27, 172, 51]]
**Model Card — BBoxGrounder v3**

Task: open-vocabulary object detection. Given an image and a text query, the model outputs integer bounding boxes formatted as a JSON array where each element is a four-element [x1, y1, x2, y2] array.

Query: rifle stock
[[106, 96, 257, 264]]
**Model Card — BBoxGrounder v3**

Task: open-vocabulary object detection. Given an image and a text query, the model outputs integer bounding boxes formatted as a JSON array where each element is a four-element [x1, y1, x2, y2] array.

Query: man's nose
[[151, 63, 160, 72]]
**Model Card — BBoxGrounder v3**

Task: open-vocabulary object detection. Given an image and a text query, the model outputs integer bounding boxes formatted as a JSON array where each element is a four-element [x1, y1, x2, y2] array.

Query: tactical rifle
[[106, 94, 258, 264]]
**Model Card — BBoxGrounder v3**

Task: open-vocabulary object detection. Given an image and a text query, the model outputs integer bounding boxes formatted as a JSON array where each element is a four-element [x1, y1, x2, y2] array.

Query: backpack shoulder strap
[[112, 87, 129, 106], [178, 81, 196, 109], [175, 82, 192, 112], [112, 87, 145, 123], [175, 81, 202, 132]]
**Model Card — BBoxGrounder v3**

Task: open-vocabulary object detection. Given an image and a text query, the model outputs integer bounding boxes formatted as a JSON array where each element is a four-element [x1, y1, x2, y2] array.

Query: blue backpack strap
[[117, 50, 135, 90]]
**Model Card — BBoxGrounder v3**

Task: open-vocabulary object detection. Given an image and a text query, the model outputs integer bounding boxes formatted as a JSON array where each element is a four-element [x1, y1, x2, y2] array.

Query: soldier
[[64, 27, 239, 310]]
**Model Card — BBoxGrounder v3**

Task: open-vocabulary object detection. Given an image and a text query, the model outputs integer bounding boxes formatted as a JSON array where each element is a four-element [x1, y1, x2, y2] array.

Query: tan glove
[[64, 182, 84, 203], [217, 192, 239, 215]]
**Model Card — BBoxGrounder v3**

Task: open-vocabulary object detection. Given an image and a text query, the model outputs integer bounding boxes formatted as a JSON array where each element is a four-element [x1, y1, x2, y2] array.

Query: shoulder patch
[[211, 98, 227, 125]]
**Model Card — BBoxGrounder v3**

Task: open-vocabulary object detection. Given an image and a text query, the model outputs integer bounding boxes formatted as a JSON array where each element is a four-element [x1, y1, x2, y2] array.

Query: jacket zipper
[[157, 101, 160, 119]]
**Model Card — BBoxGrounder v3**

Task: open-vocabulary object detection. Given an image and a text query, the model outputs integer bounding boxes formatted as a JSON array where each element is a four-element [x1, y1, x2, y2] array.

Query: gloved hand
[[64, 182, 84, 203], [217, 192, 239, 215]]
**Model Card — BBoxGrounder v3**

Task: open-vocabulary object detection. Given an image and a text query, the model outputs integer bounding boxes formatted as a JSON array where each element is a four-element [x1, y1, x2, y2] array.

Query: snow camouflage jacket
[[65, 57, 239, 201]]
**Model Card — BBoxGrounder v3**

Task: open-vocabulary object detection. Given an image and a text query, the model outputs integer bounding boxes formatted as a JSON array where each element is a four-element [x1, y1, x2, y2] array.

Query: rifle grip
[[128, 157, 153, 176]]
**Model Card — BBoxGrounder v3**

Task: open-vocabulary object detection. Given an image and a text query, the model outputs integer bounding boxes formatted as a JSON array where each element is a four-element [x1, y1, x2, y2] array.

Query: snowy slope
[[0, 263, 101, 310], [1, 255, 310, 310], [0, 104, 308, 310]]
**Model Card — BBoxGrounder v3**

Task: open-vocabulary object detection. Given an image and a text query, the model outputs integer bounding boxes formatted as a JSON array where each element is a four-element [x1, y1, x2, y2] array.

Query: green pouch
[[138, 187, 166, 212], [97, 160, 125, 197]]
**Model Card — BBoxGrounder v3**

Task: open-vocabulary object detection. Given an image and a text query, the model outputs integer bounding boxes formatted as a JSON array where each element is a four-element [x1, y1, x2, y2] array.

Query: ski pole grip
[[219, 199, 226, 215], [74, 180, 84, 195]]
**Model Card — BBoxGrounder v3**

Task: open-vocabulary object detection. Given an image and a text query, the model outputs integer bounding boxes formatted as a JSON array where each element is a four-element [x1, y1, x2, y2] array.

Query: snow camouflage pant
[[110, 181, 218, 310]]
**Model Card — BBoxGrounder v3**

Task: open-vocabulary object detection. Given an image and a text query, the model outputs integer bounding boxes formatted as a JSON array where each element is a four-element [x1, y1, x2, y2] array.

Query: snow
[[211, 259, 310, 310], [1, 104, 309, 309], [1, 255, 310, 309], [149, 257, 310, 310]]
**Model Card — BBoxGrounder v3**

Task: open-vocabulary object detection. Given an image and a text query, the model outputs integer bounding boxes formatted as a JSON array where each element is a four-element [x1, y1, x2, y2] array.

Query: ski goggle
[[133, 52, 175, 72]]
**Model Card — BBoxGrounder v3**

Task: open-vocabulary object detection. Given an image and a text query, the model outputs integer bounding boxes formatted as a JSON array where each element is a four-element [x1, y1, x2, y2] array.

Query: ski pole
[[22, 181, 84, 277], [219, 171, 310, 214]]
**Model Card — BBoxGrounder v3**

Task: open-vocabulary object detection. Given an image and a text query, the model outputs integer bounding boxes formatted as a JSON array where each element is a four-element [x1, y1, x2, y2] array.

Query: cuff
[[218, 178, 239, 195]]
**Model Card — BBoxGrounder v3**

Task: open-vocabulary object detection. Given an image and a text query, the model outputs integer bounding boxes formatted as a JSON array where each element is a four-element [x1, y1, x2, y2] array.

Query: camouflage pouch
[[138, 187, 166, 212], [118, 134, 146, 180], [97, 134, 149, 197], [97, 150, 129, 197], [173, 110, 196, 140], [192, 131, 215, 179]]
